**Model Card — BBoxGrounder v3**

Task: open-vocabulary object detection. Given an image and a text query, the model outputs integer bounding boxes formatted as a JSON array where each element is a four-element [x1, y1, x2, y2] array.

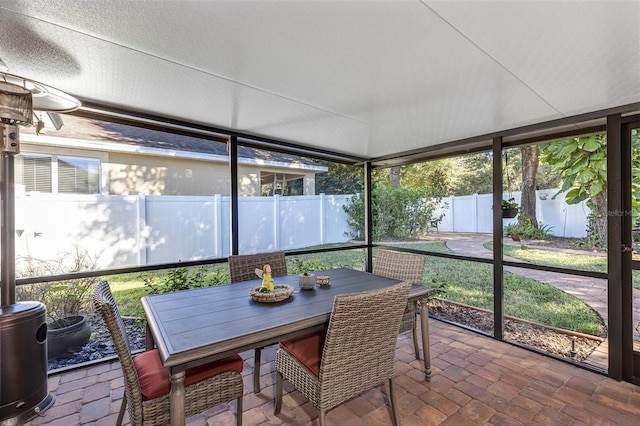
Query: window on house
[[16, 154, 52, 193], [260, 172, 304, 196], [58, 156, 100, 194], [15, 153, 100, 194]]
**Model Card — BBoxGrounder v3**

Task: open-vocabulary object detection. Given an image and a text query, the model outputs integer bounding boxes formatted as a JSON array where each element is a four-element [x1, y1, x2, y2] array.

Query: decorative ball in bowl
[[298, 272, 316, 290]]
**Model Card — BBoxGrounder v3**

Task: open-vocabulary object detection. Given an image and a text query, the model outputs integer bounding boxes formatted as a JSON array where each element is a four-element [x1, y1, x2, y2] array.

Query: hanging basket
[[502, 207, 518, 218]]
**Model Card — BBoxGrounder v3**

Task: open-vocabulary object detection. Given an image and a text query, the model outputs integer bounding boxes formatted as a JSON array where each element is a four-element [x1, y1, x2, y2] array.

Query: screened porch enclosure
[[1, 0, 639, 411]]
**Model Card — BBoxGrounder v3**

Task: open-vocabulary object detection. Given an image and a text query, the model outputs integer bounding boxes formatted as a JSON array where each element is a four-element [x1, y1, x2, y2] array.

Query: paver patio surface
[[441, 232, 640, 370], [24, 320, 640, 426]]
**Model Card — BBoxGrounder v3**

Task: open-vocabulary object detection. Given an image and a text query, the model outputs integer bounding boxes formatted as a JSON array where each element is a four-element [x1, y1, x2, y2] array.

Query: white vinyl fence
[[14, 193, 353, 270], [435, 189, 589, 238], [13, 189, 589, 271]]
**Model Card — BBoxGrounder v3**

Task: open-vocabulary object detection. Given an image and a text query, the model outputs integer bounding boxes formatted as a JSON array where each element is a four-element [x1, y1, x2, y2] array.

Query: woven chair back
[[318, 281, 411, 409], [92, 281, 144, 419], [228, 251, 287, 282], [372, 250, 425, 284]]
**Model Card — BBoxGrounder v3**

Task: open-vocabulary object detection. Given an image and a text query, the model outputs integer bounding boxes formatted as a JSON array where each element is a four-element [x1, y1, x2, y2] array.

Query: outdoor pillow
[[279, 328, 327, 377], [134, 349, 243, 400]]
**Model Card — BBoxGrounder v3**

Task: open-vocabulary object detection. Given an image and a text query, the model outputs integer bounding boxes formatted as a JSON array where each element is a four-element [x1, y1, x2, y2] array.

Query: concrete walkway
[[439, 232, 640, 371]]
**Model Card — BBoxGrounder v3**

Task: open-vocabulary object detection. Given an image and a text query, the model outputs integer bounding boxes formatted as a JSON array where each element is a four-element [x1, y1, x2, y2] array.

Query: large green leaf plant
[[540, 131, 640, 247]]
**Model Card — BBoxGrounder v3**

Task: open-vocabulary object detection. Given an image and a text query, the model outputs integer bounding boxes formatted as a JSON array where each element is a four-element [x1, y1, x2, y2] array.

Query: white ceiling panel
[[0, 0, 638, 159], [428, 1, 640, 115]]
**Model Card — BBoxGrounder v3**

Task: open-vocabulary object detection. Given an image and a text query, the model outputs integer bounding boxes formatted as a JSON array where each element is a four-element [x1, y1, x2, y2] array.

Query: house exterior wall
[[238, 164, 260, 196], [19, 141, 318, 197], [108, 152, 230, 196]]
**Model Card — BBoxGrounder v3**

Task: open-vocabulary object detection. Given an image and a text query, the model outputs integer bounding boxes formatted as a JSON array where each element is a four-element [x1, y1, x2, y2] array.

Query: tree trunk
[[591, 189, 608, 247], [390, 166, 401, 188], [520, 145, 539, 228]]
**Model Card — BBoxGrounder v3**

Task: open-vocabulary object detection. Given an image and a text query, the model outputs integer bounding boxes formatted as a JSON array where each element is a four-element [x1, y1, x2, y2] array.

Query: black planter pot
[[502, 207, 518, 218], [47, 315, 92, 359]]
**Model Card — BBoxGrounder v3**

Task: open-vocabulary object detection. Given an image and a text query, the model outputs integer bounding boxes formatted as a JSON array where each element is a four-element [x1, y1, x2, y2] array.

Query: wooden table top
[[142, 267, 432, 370]]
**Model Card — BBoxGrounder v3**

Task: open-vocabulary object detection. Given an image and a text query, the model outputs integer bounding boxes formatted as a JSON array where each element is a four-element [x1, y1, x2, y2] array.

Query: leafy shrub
[[503, 213, 553, 240], [286, 257, 332, 274], [143, 266, 230, 295], [144, 267, 205, 294], [343, 193, 366, 239], [343, 186, 446, 241]]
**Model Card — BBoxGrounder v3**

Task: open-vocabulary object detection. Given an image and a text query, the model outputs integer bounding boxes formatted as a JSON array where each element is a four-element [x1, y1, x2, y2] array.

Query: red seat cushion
[[134, 350, 243, 400], [279, 329, 326, 377]]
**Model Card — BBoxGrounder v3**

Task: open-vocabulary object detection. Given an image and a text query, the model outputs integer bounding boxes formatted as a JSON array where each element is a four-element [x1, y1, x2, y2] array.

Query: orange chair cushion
[[279, 329, 326, 377], [134, 349, 243, 400]]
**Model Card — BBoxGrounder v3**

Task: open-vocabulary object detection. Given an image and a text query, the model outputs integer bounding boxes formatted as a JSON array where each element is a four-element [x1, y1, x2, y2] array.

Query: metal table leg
[[419, 300, 431, 381], [169, 369, 186, 426]]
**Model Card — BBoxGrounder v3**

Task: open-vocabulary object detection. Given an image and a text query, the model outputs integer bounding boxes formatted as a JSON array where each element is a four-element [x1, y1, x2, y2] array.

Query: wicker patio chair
[[274, 281, 412, 426], [373, 249, 426, 360], [92, 281, 244, 426], [228, 251, 287, 393]]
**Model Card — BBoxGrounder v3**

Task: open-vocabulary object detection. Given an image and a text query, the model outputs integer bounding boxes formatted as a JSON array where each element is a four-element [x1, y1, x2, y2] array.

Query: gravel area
[[47, 313, 146, 371], [428, 299, 604, 362]]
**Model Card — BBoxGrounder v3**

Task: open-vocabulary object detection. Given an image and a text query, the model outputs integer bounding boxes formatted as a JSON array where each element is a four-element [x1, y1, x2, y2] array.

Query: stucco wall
[[20, 142, 318, 197], [109, 152, 230, 195]]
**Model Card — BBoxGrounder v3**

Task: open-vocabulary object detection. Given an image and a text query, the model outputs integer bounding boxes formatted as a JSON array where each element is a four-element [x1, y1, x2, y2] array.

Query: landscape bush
[[343, 186, 445, 241]]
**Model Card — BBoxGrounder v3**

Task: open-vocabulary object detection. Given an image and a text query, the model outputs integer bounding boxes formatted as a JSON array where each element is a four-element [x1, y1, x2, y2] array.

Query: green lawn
[[390, 242, 604, 336], [496, 243, 640, 290], [105, 241, 604, 337], [501, 244, 607, 272]]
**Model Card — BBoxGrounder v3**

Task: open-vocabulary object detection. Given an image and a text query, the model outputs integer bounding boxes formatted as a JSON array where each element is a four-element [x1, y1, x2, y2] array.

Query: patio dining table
[[141, 267, 433, 426]]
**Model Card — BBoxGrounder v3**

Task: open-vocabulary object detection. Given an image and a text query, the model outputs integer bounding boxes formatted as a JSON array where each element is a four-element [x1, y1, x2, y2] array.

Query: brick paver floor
[[23, 319, 640, 426], [443, 232, 640, 370]]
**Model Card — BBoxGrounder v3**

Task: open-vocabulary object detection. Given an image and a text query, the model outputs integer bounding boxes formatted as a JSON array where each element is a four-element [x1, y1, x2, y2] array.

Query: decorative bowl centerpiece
[[249, 284, 294, 303], [250, 264, 294, 302], [298, 272, 315, 290]]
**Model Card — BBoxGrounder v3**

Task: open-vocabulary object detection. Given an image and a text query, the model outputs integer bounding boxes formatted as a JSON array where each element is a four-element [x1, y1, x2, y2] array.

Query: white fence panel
[[144, 195, 227, 265], [278, 195, 323, 250], [13, 189, 590, 271], [15, 193, 140, 271], [451, 195, 478, 233], [237, 194, 352, 254], [535, 190, 588, 238], [435, 190, 588, 238], [477, 194, 494, 232], [238, 196, 279, 254], [322, 195, 353, 243], [15, 193, 353, 268]]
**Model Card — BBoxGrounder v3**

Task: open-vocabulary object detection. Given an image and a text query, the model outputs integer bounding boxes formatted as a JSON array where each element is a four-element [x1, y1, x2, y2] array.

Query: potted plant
[[17, 248, 99, 359], [44, 278, 96, 358], [503, 212, 534, 241], [501, 198, 519, 218]]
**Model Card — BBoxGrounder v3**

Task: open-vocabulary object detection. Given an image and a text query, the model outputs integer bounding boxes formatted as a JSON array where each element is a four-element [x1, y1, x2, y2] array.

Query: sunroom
[[0, 1, 639, 425]]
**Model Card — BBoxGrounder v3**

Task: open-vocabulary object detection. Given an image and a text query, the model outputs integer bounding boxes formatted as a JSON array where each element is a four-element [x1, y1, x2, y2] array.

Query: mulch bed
[[428, 299, 604, 362]]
